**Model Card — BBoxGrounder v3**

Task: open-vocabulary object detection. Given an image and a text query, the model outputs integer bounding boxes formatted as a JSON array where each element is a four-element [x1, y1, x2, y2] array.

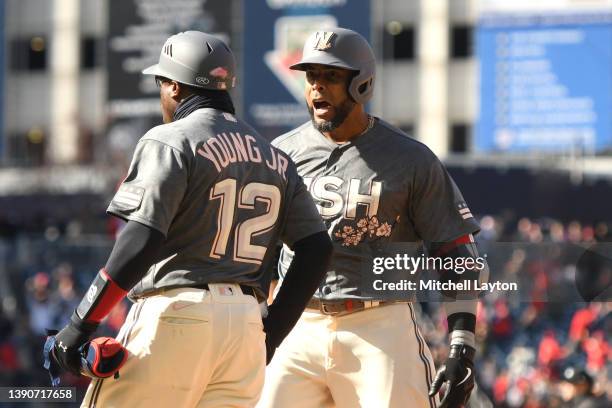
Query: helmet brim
[[289, 55, 357, 71], [142, 64, 181, 82], [142, 64, 165, 76], [141, 64, 179, 79]]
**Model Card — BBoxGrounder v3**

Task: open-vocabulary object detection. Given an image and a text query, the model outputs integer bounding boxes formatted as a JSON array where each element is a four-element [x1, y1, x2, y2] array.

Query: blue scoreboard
[[476, 12, 612, 153]]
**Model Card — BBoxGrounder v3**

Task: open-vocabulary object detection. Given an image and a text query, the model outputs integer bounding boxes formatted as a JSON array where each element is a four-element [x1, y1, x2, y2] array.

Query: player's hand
[[51, 316, 97, 375], [429, 344, 475, 408]]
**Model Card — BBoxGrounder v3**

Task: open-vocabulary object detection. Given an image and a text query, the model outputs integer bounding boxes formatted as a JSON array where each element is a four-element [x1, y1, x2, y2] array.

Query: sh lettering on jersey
[[304, 176, 398, 247]]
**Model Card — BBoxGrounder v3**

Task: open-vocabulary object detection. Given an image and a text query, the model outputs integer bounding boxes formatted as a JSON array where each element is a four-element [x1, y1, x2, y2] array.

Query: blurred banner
[[476, 0, 612, 153], [106, 0, 232, 160], [242, 0, 370, 140]]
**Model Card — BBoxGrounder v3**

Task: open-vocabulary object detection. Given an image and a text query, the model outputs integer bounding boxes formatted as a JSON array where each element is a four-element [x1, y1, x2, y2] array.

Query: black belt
[[306, 298, 405, 316], [139, 283, 266, 303], [235, 284, 266, 303], [237, 284, 267, 303]]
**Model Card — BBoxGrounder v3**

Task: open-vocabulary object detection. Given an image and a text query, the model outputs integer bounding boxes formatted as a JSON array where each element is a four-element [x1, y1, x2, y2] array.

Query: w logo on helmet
[[313, 31, 336, 51]]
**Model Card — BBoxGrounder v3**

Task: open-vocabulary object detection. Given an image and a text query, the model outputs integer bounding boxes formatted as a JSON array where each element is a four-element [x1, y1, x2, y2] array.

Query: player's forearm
[[428, 235, 488, 299], [444, 306, 477, 349], [428, 234, 488, 347], [73, 220, 165, 326], [264, 231, 333, 350]]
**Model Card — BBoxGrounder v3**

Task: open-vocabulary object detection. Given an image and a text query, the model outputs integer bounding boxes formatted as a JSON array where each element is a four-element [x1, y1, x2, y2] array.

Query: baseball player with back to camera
[[46, 31, 333, 408], [258, 28, 488, 408]]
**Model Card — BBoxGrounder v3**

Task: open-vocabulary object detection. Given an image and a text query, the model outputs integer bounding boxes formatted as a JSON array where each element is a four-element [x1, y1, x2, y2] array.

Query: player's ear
[[169, 81, 182, 98]]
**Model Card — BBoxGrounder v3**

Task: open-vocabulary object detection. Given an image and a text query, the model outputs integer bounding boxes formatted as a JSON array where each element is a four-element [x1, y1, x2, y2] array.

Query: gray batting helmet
[[290, 27, 375, 104], [143, 31, 236, 90]]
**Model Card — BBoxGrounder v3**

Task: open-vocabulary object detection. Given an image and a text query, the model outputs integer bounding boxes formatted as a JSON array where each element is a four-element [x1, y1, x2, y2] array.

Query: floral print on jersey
[[333, 215, 399, 246]]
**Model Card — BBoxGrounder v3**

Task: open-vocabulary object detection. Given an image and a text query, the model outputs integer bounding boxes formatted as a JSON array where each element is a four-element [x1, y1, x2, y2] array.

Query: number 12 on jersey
[[209, 179, 281, 265]]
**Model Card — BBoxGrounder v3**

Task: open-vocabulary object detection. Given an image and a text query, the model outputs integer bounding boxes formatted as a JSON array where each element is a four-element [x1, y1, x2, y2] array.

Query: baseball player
[[48, 31, 332, 408], [258, 28, 486, 408]]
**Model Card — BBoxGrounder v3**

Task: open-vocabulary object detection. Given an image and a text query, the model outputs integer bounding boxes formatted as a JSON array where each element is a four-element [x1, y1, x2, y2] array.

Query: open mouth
[[312, 100, 333, 116]]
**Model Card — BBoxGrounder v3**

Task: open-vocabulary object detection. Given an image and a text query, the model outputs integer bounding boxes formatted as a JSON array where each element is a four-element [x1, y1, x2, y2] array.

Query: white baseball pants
[[81, 285, 266, 408], [257, 303, 438, 408]]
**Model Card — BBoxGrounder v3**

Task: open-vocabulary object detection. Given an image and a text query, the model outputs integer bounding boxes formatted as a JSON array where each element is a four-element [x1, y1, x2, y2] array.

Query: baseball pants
[[81, 284, 266, 408], [257, 303, 438, 408]]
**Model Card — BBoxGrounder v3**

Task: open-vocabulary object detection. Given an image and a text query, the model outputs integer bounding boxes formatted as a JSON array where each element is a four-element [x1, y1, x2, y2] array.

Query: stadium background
[[0, 0, 609, 406]]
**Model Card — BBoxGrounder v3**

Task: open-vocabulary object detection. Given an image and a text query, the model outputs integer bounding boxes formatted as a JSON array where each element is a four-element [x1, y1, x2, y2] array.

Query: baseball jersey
[[107, 108, 326, 299], [273, 118, 480, 301]]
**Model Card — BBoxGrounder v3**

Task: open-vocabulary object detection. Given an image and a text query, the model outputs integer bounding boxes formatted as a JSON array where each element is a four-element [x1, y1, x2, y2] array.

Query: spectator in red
[[0, 309, 20, 381], [570, 306, 598, 343], [538, 330, 563, 374], [492, 299, 513, 339], [582, 330, 609, 372], [493, 369, 509, 404]]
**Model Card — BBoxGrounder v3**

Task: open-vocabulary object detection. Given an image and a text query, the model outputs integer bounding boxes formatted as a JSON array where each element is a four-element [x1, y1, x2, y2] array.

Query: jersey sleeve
[[409, 151, 479, 242], [279, 168, 326, 247], [107, 139, 188, 236]]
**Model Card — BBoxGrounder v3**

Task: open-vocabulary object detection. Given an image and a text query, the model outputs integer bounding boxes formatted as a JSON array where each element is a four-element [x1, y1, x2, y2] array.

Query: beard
[[308, 97, 356, 133]]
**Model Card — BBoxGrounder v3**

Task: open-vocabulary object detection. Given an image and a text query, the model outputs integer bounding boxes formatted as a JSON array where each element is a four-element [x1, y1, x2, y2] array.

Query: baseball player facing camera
[[258, 28, 487, 408], [48, 31, 332, 408]]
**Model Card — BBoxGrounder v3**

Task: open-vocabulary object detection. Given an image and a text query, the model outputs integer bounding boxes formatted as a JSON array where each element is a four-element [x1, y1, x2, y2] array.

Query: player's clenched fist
[[51, 317, 96, 375], [429, 344, 475, 408]]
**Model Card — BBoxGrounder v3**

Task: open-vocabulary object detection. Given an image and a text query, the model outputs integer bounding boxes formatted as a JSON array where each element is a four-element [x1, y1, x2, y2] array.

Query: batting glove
[[51, 315, 98, 375], [429, 344, 475, 408]]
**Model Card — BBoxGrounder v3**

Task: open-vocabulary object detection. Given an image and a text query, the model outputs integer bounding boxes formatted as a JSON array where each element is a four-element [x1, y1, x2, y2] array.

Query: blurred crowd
[[421, 216, 611, 408], [0, 265, 128, 388], [0, 228, 121, 405], [0, 216, 610, 407]]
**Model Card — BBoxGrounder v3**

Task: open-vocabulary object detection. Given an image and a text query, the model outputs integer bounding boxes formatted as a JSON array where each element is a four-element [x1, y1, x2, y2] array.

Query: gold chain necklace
[[359, 115, 375, 136]]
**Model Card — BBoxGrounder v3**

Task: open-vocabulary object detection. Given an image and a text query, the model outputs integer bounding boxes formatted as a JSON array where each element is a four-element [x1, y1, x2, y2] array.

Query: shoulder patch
[[457, 202, 473, 220], [111, 185, 145, 210]]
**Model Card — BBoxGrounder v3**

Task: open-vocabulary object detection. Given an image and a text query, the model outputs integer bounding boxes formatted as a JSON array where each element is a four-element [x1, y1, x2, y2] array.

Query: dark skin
[[156, 77, 194, 123], [303, 64, 370, 144]]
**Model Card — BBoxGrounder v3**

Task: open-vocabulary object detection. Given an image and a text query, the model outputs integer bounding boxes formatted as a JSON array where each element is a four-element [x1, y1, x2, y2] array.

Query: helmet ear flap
[[358, 78, 373, 94], [348, 72, 374, 104]]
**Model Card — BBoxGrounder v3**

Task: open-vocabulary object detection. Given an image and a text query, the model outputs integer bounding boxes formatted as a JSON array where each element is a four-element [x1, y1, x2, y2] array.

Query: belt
[[306, 298, 405, 316], [236, 284, 267, 303], [139, 283, 266, 303]]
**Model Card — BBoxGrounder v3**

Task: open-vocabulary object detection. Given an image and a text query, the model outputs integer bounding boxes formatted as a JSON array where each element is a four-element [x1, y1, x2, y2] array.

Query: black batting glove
[[52, 313, 98, 376], [429, 344, 475, 408]]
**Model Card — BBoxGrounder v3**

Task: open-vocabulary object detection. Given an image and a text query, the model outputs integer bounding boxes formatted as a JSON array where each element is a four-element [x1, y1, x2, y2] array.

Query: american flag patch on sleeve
[[457, 203, 473, 220], [111, 185, 145, 210]]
